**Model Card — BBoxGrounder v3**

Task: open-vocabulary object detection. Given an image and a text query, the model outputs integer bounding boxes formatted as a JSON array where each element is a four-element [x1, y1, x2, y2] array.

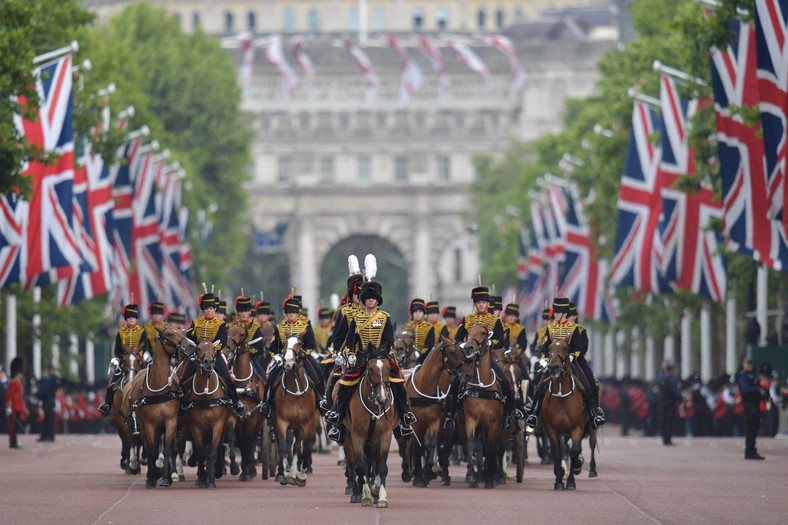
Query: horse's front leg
[[550, 435, 564, 490], [376, 446, 390, 508]]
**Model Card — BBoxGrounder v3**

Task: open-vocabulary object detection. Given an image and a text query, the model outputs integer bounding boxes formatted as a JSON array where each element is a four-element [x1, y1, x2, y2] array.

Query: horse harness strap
[[409, 396, 440, 407], [132, 390, 180, 408], [458, 388, 503, 403], [182, 397, 234, 411]]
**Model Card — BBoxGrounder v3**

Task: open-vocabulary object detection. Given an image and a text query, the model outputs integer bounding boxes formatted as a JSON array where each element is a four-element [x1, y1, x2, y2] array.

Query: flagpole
[[652, 60, 707, 87], [627, 87, 660, 108], [32, 287, 41, 378], [33, 40, 79, 65], [359, 0, 368, 46], [5, 295, 17, 373]]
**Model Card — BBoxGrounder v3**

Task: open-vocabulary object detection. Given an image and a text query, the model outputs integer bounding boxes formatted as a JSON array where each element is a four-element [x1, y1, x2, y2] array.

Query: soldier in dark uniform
[[216, 299, 228, 325], [313, 307, 333, 355], [530, 308, 551, 354], [403, 298, 435, 362], [442, 306, 459, 339], [421, 301, 448, 364], [231, 295, 266, 378], [502, 303, 529, 380], [259, 296, 328, 417], [442, 287, 524, 431], [142, 301, 165, 364], [738, 357, 766, 459], [98, 304, 151, 416], [167, 311, 186, 330], [255, 301, 273, 327], [489, 295, 503, 319], [180, 293, 244, 416], [525, 298, 605, 433], [325, 280, 416, 442]]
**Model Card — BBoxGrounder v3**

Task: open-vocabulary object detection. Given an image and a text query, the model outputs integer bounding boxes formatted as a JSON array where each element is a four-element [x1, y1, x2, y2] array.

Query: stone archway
[[320, 235, 410, 322]]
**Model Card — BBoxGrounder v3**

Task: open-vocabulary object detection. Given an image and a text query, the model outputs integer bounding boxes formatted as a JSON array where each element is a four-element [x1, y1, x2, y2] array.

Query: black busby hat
[[541, 308, 551, 320], [10, 356, 23, 378], [199, 293, 216, 310], [568, 301, 578, 317], [441, 306, 457, 318], [471, 287, 489, 303], [256, 301, 270, 315], [292, 295, 303, 308], [318, 307, 332, 320], [167, 312, 186, 323], [492, 296, 503, 311], [409, 298, 426, 313], [282, 296, 300, 313], [359, 280, 383, 306], [552, 297, 570, 314], [426, 301, 440, 314], [235, 296, 252, 312], [505, 303, 520, 316], [217, 300, 227, 315], [123, 304, 140, 319], [149, 301, 164, 315]]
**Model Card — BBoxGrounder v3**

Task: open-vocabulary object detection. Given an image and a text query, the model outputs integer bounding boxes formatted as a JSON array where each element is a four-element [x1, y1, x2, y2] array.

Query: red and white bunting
[[417, 36, 449, 99], [387, 34, 424, 103], [449, 41, 490, 83], [238, 32, 255, 99], [345, 40, 380, 103], [265, 34, 298, 100], [482, 34, 526, 104], [292, 36, 315, 79]]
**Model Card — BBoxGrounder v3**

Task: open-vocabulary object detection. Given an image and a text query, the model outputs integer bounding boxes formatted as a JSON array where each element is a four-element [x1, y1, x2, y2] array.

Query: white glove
[[348, 354, 356, 367], [335, 355, 345, 366], [110, 357, 120, 369], [5, 406, 11, 417], [569, 355, 575, 362], [539, 358, 548, 369], [414, 350, 421, 359], [273, 354, 283, 366]]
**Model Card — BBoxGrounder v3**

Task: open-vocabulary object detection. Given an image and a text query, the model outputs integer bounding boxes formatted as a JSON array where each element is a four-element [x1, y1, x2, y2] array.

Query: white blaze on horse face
[[376, 360, 387, 402], [128, 354, 136, 382], [285, 336, 298, 370]]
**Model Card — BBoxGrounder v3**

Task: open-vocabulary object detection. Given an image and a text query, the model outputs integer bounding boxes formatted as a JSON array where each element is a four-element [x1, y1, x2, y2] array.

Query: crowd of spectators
[[600, 361, 787, 439]]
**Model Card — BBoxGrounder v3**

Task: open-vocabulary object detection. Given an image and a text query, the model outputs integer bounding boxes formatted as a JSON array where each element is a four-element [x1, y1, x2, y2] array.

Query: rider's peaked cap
[[235, 296, 252, 311], [318, 307, 332, 319], [409, 298, 426, 313], [441, 306, 457, 318], [217, 300, 227, 314], [541, 308, 551, 320], [123, 304, 139, 319], [471, 287, 489, 303], [491, 296, 503, 310], [426, 301, 440, 314], [199, 293, 216, 310], [505, 303, 520, 316], [168, 312, 186, 323], [359, 280, 383, 306], [255, 301, 270, 315], [568, 301, 577, 316], [552, 297, 570, 314], [149, 301, 164, 315], [283, 296, 300, 313]]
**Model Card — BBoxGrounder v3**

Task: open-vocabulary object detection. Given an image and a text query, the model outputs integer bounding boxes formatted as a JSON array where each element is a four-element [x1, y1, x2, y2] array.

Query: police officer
[[403, 298, 435, 362], [325, 280, 416, 442], [259, 296, 328, 417], [180, 293, 244, 415], [231, 295, 267, 378], [738, 357, 766, 459], [442, 286, 524, 430], [98, 304, 150, 416]]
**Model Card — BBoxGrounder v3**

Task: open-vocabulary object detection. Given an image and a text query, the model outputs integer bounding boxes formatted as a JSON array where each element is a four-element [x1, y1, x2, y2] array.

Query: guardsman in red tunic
[[325, 280, 416, 442], [6, 357, 28, 449], [442, 286, 524, 430], [98, 304, 150, 416]]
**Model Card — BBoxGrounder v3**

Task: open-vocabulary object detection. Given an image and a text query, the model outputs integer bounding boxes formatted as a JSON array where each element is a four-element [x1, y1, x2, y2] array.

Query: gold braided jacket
[[191, 317, 225, 344], [313, 325, 330, 352], [403, 320, 432, 349], [119, 325, 146, 349], [233, 319, 262, 344], [350, 310, 390, 354], [143, 321, 164, 348], [277, 317, 309, 343], [462, 312, 501, 347]]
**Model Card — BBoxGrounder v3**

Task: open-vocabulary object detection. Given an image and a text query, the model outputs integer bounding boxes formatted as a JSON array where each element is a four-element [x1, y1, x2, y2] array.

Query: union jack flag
[[0, 196, 28, 287], [519, 221, 545, 325], [710, 17, 788, 270], [657, 76, 727, 302], [754, 0, 788, 227], [610, 101, 673, 293], [111, 139, 141, 306], [560, 185, 617, 323]]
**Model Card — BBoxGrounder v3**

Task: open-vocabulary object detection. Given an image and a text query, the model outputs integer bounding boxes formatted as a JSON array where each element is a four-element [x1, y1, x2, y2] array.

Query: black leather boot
[[442, 376, 461, 430]]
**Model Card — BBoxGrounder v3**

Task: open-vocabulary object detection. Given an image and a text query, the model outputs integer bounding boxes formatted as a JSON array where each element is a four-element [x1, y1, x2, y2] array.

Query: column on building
[[297, 216, 319, 320]]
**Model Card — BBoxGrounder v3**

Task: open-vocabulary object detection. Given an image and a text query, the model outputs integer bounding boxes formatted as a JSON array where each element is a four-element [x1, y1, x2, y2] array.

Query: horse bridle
[[363, 357, 391, 406], [226, 329, 249, 366], [158, 328, 195, 359], [547, 342, 570, 378], [439, 340, 467, 376]]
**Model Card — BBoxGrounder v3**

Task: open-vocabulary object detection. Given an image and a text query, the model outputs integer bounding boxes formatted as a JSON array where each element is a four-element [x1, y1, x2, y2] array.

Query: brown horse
[[491, 343, 530, 483], [405, 336, 470, 487], [540, 338, 597, 490], [272, 334, 319, 486], [109, 342, 144, 474], [394, 328, 418, 370], [226, 325, 267, 482], [180, 339, 233, 489], [457, 324, 504, 489], [123, 325, 195, 488], [341, 345, 398, 507]]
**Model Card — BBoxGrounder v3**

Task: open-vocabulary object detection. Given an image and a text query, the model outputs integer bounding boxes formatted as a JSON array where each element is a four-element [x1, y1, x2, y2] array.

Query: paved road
[[1, 427, 786, 524]]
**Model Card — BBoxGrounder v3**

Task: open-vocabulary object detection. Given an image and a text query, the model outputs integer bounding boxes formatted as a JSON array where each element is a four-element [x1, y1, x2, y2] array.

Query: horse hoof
[[498, 476, 507, 485], [207, 482, 216, 490], [401, 473, 412, 483], [120, 459, 128, 470], [350, 494, 361, 504], [171, 472, 179, 483], [345, 486, 353, 495], [377, 500, 388, 509], [468, 480, 478, 488], [412, 479, 426, 488], [158, 478, 171, 488], [484, 480, 495, 489], [540, 457, 551, 465], [178, 475, 185, 482], [231, 463, 240, 476], [361, 497, 373, 507], [554, 482, 565, 491], [276, 474, 287, 485], [566, 482, 576, 490], [589, 470, 598, 478], [440, 477, 451, 486], [295, 477, 306, 487], [187, 455, 197, 467]]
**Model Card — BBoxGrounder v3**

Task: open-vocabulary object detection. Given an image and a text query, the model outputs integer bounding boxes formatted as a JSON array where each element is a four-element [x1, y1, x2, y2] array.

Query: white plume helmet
[[330, 293, 340, 310], [348, 255, 360, 276], [364, 254, 377, 280]]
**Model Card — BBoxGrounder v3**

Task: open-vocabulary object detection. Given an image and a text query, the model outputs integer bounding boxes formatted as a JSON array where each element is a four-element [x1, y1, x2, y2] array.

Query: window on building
[[372, 8, 386, 30], [477, 9, 486, 29], [278, 157, 292, 184], [347, 8, 359, 30], [358, 156, 371, 182], [192, 11, 201, 30], [308, 8, 321, 32], [437, 156, 451, 181], [436, 8, 449, 30], [413, 8, 425, 30], [320, 157, 335, 183], [513, 9, 524, 23], [394, 156, 408, 182], [283, 8, 296, 31], [496, 9, 504, 29], [248, 11, 256, 31], [225, 11, 234, 32]]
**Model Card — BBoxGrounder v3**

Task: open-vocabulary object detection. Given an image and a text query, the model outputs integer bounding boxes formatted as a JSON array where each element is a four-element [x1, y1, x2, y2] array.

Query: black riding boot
[[260, 364, 282, 418], [525, 381, 547, 433], [326, 385, 350, 443], [98, 384, 115, 416], [393, 383, 416, 435], [587, 387, 606, 429], [442, 376, 461, 430]]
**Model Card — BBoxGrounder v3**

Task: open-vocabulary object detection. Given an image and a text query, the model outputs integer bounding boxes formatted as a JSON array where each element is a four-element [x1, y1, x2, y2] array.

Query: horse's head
[[260, 324, 275, 354], [196, 339, 218, 373], [283, 334, 303, 371], [120, 343, 143, 381], [439, 336, 472, 384], [547, 339, 570, 379], [226, 325, 249, 363], [462, 324, 489, 362], [157, 325, 196, 360], [365, 347, 391, 408]]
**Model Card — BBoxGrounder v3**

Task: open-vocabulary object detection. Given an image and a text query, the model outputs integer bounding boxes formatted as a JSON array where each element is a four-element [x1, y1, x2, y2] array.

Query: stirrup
[[327, 426, 342, 443], [402, 412, 417, 426], [513, 408, 525, 420], [318, 397, 330, 415], [525, 414, 538, 434], [98, 403, 110, 416], [592, 414, 606, 429], [442, 416, 455, 431], [398, 424, 414, 437], [259, 403, 270, 418], [325, 410, 340, 424]]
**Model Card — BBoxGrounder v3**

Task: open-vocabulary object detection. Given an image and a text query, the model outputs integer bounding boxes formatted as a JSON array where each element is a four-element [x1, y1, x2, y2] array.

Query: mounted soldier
[[502, 303, 529, 380], [442, 305, 459, 340], [403, 298, 435, 363], [325, 280, 417, 442], [231, 295, 267, 378], [167, 311, 186, 330], [442, 286, 525, 431], [143, 301, 165, 359], [530, 308, 551, 354], [313, 307, 333, 355], [421, 301, 448, 364], [255, 300, 273, 327], [525, 298, 605, 433], [99, 304, 151, 416]]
